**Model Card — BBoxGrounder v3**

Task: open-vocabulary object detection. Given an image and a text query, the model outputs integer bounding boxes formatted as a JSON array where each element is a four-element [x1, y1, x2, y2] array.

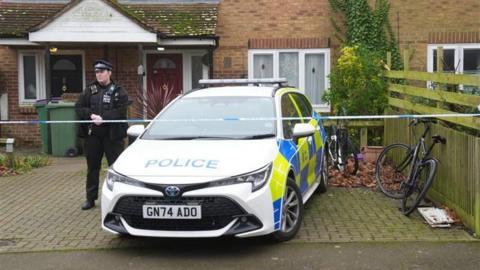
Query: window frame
[[248, 49, 331, 112], [17, 50, 46, 104], [427, 43, 480, 91]]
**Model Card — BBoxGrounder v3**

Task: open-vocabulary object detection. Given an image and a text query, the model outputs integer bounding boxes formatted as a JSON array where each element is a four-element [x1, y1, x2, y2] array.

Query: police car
[[101, 78, 328, 241]]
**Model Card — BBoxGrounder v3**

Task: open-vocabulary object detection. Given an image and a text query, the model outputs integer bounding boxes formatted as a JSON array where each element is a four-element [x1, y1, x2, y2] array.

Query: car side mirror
[[292, 123, 315, 144], [127, 124, 145, 138]]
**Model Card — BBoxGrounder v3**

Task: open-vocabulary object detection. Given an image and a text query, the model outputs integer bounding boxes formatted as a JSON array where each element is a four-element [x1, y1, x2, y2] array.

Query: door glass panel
[[305, 54, 325, 105], [191, 55, 203, 90], [433, 49, 456, 72], [52, 59, 76, 70], [279, 52, 299, 87], [153, 58, 176, 69], [23, 55, 37, 100], [253, 54, 273, 78]]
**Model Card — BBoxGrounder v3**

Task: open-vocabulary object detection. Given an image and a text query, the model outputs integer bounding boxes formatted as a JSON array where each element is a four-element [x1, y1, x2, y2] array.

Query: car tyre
[[317, 147, 328, 193], [271, 177, 304, 242]]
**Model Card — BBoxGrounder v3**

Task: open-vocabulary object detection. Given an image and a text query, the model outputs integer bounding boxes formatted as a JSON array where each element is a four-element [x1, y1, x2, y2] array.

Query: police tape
[[0, 113, 479, 124]]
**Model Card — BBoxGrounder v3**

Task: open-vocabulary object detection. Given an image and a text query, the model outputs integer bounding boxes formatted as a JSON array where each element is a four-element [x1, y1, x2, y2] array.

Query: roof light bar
[[199, 78, 288, 86]]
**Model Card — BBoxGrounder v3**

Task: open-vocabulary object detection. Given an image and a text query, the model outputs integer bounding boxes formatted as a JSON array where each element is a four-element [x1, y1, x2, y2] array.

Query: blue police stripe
[[300, 166, 309, 193], [273, 198, 282, 230], [277, 139, 300, 174]]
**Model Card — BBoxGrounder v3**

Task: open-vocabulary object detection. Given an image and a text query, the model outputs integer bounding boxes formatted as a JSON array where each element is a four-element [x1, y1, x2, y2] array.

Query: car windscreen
[[141, 96, 276, 140]]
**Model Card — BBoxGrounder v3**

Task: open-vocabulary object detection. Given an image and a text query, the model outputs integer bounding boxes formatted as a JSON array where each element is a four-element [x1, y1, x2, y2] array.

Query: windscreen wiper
[[239, 134, 276, 140], [159, 136, 234, 140]]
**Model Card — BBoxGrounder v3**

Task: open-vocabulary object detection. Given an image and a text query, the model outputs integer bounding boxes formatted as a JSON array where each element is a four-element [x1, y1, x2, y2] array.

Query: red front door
[[146, 54, 183, 116]]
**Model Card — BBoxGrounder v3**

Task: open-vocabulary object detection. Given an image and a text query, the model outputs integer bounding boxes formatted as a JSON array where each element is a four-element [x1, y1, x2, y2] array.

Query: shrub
[[0, 153, 49, 176], [323, 46, 388, 116]]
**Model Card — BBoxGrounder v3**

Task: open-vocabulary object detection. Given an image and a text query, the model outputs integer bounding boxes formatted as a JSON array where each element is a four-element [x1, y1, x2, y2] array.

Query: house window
[[427, 44, 480, 95], [249, 49, 330, 111], [18, 51, 46, 104]]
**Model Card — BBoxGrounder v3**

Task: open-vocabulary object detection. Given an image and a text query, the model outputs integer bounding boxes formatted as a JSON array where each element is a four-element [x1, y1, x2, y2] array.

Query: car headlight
[[210, 163, 272, 192], [105, 169, 145, 191]]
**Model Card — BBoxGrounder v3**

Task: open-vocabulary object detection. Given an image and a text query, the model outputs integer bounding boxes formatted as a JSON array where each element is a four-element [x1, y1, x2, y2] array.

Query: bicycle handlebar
[[409, 118, 438, 127]]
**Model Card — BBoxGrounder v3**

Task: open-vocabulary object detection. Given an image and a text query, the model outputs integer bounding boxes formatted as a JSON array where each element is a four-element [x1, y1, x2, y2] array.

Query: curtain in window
[[23, 55, 37, 100], [279, 52, 299, 87], [253, 54, 273, 78], [305, 54, 325, 104]]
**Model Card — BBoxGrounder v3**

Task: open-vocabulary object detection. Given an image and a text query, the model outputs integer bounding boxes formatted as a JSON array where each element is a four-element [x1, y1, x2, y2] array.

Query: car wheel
[[318, 148, 328, 193], [271, 177, 304, 242]]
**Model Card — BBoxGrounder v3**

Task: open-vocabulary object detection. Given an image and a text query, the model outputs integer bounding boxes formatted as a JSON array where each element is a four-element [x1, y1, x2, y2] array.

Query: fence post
[[360, 127, 368, 147], [436, 47, 444, 108], [403, 48, 410, 72], [475, 137, 480, 238], [386, 52, 392, 70]]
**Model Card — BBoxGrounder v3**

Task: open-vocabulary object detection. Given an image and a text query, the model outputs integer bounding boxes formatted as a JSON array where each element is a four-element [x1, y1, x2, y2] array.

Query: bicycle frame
[[403, 121, 441, 193]]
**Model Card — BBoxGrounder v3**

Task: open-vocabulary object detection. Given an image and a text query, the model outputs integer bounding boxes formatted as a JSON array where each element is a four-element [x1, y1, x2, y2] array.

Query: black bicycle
[[375, 118, 446, 215], [326, 109, 359, 176]]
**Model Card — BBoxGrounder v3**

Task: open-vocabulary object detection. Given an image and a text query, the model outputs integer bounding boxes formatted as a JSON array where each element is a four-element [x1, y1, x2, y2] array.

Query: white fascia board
[[29, 32, 157, 43], [0, 39, 40, 46], [28, 0, 157, 43], [158, 38, 216, 46]]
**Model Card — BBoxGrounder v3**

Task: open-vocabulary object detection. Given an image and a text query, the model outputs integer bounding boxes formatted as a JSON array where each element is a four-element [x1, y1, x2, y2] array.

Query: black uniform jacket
[[75, 81, 128, 141]]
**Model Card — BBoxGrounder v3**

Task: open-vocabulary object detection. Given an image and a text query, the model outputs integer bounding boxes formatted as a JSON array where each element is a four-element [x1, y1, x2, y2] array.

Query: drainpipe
[[208, 36, 220, 79]]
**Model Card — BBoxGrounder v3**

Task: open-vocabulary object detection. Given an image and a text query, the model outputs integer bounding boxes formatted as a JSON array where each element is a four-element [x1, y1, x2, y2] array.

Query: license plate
[[142, 205, 201, 219]]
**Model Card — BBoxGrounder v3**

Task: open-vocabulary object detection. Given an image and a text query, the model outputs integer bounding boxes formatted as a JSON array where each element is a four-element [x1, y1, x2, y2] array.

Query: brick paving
[[0, 157, 476, 253]]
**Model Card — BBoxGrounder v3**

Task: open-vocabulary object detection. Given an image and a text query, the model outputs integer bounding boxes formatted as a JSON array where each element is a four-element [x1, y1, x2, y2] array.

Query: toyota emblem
[[164, 186, 181, 197]]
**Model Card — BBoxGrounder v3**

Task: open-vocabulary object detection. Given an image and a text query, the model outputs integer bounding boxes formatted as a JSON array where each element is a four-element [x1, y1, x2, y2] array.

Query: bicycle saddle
[[432, 135, 447, 144]]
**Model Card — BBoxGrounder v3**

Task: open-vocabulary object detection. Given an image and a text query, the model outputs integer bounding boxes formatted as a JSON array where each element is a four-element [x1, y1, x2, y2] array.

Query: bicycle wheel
[[327, 126, 339, 167], [401, 158, 437, 216], [337, 129, 359, 175], [375, 143, 412, 199]]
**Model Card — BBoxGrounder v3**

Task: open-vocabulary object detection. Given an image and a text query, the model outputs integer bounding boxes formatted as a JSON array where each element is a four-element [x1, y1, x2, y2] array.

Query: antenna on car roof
[[198, 78, 288, 87]]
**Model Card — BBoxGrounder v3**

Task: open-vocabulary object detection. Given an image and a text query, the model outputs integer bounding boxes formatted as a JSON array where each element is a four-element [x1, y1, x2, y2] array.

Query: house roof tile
[[0, 1, 218, 38]]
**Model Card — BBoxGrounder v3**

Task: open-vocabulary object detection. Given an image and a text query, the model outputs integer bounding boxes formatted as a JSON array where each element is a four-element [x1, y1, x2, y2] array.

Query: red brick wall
[[0, 46, 42, 146], [0, 46, 140, 147]]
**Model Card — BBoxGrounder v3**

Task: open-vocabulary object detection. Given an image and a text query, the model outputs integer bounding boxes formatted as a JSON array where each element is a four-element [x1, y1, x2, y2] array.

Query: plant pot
[[360, 146, 384, 163]]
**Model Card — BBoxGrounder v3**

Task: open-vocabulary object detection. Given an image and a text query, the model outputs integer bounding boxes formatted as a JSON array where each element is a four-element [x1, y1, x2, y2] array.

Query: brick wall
[[0, 46, 42, 146], [213, 0, 480, 76], [0, 46, 140, 147], [214, 0, 335, 79], [388, 0, 480, 71]]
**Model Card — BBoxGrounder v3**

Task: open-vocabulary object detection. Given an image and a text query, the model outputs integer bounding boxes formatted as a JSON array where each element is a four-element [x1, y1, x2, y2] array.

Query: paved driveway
[[0, 157, 475, 253]]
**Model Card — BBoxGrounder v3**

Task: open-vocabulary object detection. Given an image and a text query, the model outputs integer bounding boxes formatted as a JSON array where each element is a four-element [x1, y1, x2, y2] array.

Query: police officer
[[76, 60, 129, 210]]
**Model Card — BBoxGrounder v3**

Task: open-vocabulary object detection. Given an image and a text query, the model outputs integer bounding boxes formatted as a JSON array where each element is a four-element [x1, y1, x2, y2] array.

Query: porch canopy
[[0, 0, 219, 47]]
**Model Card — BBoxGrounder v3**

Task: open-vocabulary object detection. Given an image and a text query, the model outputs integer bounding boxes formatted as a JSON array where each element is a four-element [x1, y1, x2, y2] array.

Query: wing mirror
[[292, 123, 315, 144], [127, 124, 145, 138]]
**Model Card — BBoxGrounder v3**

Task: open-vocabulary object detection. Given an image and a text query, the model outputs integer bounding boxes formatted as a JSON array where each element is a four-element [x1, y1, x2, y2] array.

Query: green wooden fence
[[384, 49, 480, 237]]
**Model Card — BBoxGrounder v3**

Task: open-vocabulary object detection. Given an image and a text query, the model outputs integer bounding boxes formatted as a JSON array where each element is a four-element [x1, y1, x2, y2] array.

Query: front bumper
[[101, 181, 275, 238]]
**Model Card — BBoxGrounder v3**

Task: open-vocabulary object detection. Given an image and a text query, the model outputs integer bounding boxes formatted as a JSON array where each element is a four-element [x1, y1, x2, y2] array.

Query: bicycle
[[375, 118, 446, 215], [326, 108, 359, 176]]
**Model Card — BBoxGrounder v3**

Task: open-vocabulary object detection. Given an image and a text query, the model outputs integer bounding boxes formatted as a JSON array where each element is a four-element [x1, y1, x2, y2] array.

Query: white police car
[[101, 78, 328, 241]]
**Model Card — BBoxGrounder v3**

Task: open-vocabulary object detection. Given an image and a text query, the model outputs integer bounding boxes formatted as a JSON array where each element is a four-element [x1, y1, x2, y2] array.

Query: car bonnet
[[112, 138, 278, 184]]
